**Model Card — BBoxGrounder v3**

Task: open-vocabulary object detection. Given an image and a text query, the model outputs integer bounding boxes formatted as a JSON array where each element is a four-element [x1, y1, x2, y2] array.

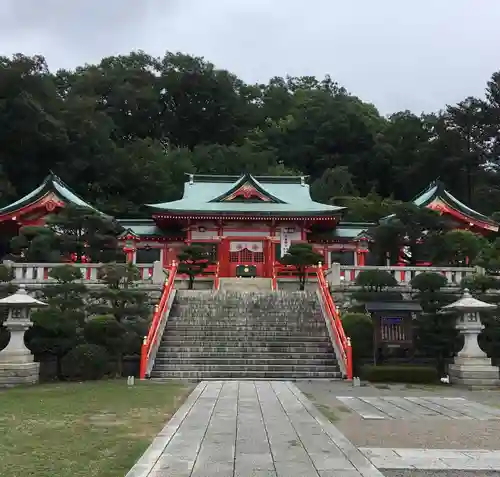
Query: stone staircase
[[219, 277, 272, 291], [150, 290, 341, 380]]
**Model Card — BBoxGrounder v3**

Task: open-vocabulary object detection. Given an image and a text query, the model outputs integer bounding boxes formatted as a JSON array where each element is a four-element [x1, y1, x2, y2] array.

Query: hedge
[[361, 364, 439, 384]]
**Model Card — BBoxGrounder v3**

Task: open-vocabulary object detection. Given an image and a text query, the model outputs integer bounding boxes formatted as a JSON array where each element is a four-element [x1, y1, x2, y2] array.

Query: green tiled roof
[[117, 219, 183, 238], [0, 172, 104, 216], [413, 180, 498, 230], [147, 174, 345, 216], [311, 222, 373, 241]]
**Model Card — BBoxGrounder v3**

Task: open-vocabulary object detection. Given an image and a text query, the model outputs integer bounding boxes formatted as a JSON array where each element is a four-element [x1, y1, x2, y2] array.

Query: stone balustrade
[[329, 263, 477, 287], [2, 261, 479, 288], [3, 261, 159, 284]]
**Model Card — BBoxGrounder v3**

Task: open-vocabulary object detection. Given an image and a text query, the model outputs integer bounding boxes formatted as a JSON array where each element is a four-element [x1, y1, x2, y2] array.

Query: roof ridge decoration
[[412, 179, 499, 232], [209, 173, 286, 204]]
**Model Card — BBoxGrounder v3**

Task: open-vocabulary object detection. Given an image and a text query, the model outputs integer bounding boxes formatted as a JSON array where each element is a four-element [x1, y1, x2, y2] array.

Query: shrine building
[[0, 172, 497, 276]]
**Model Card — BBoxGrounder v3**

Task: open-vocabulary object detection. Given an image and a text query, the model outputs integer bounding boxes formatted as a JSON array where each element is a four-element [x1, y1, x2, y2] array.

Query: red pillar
[[356, 250, 366, 266], [218, 237, 230, 277]]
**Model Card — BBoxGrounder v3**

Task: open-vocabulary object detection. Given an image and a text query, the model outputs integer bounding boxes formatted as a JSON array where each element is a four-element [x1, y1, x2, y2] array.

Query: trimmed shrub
[[61, 344, 110, 380], [461, 274, 500, 294], [341, 313, 373, 375], [411, 272, 447, 292], [361, 364, 439, 384], [355, 269, 398, 291]]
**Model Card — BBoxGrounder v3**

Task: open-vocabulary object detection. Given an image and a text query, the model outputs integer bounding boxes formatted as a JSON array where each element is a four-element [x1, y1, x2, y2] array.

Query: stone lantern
[[0, 285, 47, 387], [442, 288, 499, 388]]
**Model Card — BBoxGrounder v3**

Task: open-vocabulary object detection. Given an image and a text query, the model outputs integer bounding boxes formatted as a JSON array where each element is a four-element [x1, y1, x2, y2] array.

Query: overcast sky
[[2, 0, 500, 115]]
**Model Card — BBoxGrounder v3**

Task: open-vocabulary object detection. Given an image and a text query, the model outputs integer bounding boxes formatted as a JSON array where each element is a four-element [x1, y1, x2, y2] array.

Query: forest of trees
[[1, 51, 500, 222]]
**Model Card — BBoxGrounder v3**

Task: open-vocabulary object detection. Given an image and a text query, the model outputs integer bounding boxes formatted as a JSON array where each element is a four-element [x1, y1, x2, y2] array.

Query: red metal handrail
[[214, 261, 220, 290], [139, 261, 178, 379], [271, 262, 277, 291], [316, 264, 353, 380]]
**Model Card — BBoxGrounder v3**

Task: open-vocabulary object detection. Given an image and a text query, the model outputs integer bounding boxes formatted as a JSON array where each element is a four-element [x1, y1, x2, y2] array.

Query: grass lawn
[[0, 380, 193, 477]]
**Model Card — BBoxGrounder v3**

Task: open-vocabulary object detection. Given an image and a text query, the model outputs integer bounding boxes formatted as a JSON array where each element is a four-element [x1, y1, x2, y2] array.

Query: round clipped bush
[[410, 271, 448, 292], [355, 269, 398, 291], [61, 344, 110, 380]]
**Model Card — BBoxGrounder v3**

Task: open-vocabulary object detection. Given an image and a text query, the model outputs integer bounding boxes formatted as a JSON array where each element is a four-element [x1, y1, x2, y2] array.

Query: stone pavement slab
[[125, 380, 384, 477], [336, 396, 500, 420], [298, 381, 500, 450], [361, 448, 500, 470]]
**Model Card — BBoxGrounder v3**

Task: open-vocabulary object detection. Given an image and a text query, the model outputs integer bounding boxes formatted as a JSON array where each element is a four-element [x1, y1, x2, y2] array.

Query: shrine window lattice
[[229, 250, 264, 263]]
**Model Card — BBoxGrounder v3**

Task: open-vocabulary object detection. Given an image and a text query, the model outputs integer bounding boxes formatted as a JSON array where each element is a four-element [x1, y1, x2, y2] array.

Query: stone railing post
[[326, 262, 342, 287], [151, 261, 164, 284]]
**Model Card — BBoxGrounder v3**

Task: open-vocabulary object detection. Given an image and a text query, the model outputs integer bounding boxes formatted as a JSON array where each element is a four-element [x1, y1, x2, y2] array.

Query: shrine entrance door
[[228, 240, 265, 277]]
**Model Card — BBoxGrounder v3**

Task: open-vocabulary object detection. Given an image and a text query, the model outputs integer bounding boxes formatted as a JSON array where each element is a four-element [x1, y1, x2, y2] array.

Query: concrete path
[[125, 380, 383, 477]]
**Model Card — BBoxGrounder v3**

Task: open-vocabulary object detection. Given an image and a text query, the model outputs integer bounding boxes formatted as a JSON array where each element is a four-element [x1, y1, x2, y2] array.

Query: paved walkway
[[126, 380, 383, 477]]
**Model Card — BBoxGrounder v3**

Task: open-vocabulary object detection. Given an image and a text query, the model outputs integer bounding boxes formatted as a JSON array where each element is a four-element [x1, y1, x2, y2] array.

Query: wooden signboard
[[365, 301, 422, 364]]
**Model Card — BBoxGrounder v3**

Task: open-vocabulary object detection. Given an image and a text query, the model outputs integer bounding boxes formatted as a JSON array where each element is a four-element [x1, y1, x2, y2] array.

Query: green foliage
[[26, 265, 88, 378], [10, 207, 120, 263], [10, 226, 60, 262], [83, 315, 129, 376], [61, 344, 110, 381], [280, 243, 323, 290], [90, 263, 149, 357], [1, 50, 500, 221], [361, 365, 439, 384], [411, 275, 460, 375], [352, 269, 402, 305], [178, 244, 210, 290], [46, 206, 120, 262], [370, 203, 447, 265], [461, 273, 500, 293], [335, 192, 402, 223], [475, 238, 500, 272], [436, 229, 487, 266], [410, 272, 448, 293], [355, 269, 398, 291], [341, 313, 373, 375]]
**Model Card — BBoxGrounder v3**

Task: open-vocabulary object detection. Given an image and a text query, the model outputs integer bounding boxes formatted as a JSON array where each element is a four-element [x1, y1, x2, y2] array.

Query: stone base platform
[[449, 356, 500, 389], [0, 362, 40, 387]]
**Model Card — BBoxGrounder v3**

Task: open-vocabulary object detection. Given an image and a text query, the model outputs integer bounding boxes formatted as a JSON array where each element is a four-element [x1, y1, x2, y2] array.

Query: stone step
[[150, 370, 342, 379], [153, 362, 339, 370], [167, 321, 325, 334], [154, 357, 336, 365], [161, 337, 332, 345], [164, 330, 329, 338], [156, 351, 337, 359], [167, 319, 324, 326], [170, 312, 321, 319], [160, 346, 333, 353]]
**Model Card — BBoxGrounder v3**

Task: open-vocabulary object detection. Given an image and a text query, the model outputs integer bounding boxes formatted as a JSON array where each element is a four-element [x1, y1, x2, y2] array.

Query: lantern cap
[[0, 285, 48, 307], [443, 289, 496, 312]]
